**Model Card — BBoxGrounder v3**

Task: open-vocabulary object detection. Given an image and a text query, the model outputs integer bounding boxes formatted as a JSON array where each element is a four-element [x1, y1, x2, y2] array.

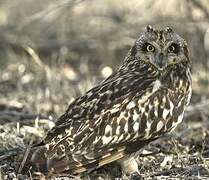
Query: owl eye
[[146, 44, 155, 52], [167, 43, 179, 53]]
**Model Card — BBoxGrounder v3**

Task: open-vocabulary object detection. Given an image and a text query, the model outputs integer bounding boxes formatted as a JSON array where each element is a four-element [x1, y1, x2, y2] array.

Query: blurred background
[[1, 0, 209, 179], [0, 0, 209, 112]]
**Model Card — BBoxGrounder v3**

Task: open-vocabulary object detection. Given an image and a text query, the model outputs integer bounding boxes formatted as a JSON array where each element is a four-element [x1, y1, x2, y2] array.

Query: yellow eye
[[168, 45, 175, 53], [146, 44, 155, 52]]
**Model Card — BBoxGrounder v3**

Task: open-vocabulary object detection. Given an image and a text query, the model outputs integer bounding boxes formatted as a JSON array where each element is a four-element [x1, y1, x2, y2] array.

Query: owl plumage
[[30, 26, 192, 178]]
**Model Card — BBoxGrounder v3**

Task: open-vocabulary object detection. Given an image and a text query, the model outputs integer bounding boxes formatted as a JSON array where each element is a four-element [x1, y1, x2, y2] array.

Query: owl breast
[[127, 70, 192, 142]]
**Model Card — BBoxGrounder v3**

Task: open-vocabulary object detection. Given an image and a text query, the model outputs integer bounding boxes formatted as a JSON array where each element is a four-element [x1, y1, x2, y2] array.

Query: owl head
[[130, 25, 190, 70]]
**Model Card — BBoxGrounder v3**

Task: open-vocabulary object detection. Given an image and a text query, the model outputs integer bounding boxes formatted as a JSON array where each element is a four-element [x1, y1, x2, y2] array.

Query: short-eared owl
[[29, 26, 192, 179]]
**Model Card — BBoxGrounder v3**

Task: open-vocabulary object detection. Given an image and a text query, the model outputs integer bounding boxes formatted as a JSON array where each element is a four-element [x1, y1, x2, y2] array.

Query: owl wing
[[32, 67, 158, 174]]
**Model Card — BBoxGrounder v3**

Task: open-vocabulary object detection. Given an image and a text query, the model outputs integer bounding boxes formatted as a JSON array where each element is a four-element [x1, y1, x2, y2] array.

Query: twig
[[18, 140, 33, 174], [19, 0, 86, 28], [0, 111, 50, 121]]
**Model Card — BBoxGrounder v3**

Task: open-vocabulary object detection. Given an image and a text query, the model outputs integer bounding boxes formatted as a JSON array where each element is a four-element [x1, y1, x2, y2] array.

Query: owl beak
[[156, 53, 166, 69]]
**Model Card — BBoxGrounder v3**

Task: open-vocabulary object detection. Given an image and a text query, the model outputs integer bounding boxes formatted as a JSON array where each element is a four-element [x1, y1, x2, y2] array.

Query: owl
[[29, 26, 192, 179]]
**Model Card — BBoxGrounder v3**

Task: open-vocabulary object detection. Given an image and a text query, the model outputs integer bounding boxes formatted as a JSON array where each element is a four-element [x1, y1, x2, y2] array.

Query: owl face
[[133, 26, 189, 70]]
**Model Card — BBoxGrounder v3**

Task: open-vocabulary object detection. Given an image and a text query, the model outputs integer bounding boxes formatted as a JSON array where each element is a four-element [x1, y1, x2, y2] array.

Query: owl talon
[[129, 172, 142, 180]]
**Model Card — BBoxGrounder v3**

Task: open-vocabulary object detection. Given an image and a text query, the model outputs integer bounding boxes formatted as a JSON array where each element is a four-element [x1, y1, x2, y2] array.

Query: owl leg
[[118, 156, 142, 180]]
